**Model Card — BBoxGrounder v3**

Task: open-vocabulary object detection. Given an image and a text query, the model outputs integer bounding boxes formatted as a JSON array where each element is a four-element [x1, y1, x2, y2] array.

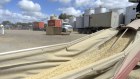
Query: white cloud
[[74, 0, 134, 9], [58, 7, 82, 16], [75, 0, 93, 7], [0, 9, 38, 23], [0, 0, 48, 23], [94, 0, 103, 7], [22, 11, 48, 18], [18, 0, 41, 12], [18, 0, 48, 22], [59, 0, 71, 3], [0, 0, 11, 8], [100, 0, 134, 9], [0, 9, 48, 23], [51, 0, 72, 4], [0, 0, 40, 23]]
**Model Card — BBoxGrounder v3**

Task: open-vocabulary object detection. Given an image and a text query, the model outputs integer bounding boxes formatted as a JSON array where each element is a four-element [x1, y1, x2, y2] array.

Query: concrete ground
[[0, 30, 86, 53]]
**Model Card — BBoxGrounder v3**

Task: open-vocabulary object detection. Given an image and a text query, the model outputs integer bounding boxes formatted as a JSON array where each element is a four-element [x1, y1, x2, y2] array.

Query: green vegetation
[[59, 13, 73, 20]]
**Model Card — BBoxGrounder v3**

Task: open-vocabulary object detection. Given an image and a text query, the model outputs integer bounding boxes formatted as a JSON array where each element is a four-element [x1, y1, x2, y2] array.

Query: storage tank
[[76, 16, 84, 29], [84, 8, 94, 15], [125, 5, 137, 25], [95, 6, 107, 14], [33, 22, 44, 30], [110, 8, 125, 25], [64, 19, 69, 23], [110, 8, 124, 14], [69, 16, 76, 28], [50, 15, 58, 20]]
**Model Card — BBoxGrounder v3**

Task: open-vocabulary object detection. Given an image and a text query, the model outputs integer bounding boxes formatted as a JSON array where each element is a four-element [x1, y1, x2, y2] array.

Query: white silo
[[83, 8, 94, 28], [110, 8, 125, 25], [110, 8, 124, 14], [50, 14, 58, 20], [69, 16, 76, 27], [64, 19, 69, 23], [84, 8, 94, 15], [95, 6, 107, 14]]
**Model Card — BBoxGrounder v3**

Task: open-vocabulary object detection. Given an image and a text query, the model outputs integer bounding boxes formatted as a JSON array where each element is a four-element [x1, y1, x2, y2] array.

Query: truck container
[[75, 16, 84, 32], [90, 12, 120, 28], [76, 12, 121, 34], [48, 20, 62, 27], [84, 15, 90, 28], [125, 5, 137, 25], [33, 22, 44, 31], [129, 0, 140, 3]]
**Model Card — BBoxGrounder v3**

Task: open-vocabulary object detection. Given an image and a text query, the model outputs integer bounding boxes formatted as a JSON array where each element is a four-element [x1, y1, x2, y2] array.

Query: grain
[[27, 31, 134, 79]]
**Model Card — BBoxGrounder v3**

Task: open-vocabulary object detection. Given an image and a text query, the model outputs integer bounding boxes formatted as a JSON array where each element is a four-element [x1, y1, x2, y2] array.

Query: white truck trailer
[[127, 0, 140, 20], [125, 5, 137, 25], [76, 12, 122, 34]]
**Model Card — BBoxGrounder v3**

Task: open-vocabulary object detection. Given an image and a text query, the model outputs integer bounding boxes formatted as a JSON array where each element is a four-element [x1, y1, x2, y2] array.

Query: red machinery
[[48, 19, 62, 27], [46, 19, 63, 35]]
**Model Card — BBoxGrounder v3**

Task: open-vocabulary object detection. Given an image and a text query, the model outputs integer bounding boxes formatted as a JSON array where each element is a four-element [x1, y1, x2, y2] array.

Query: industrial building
[[75, 4, 139, 34], [75, 6, 123, 34]]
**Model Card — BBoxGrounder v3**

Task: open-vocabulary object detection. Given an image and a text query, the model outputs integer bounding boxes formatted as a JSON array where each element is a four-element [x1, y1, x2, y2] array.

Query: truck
[[125, 5, 137, 25], [46, 19, 73, 35], [128, 0, 140, 19], [33, 22, 45, 31], [62, 22, 73, 33], [76, 12, 122, 34]]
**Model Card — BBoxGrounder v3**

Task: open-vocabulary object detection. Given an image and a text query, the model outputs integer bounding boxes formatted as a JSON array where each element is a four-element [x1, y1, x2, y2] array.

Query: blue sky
[[4, 0, 64, 15], [0, 0, 134, 23]]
